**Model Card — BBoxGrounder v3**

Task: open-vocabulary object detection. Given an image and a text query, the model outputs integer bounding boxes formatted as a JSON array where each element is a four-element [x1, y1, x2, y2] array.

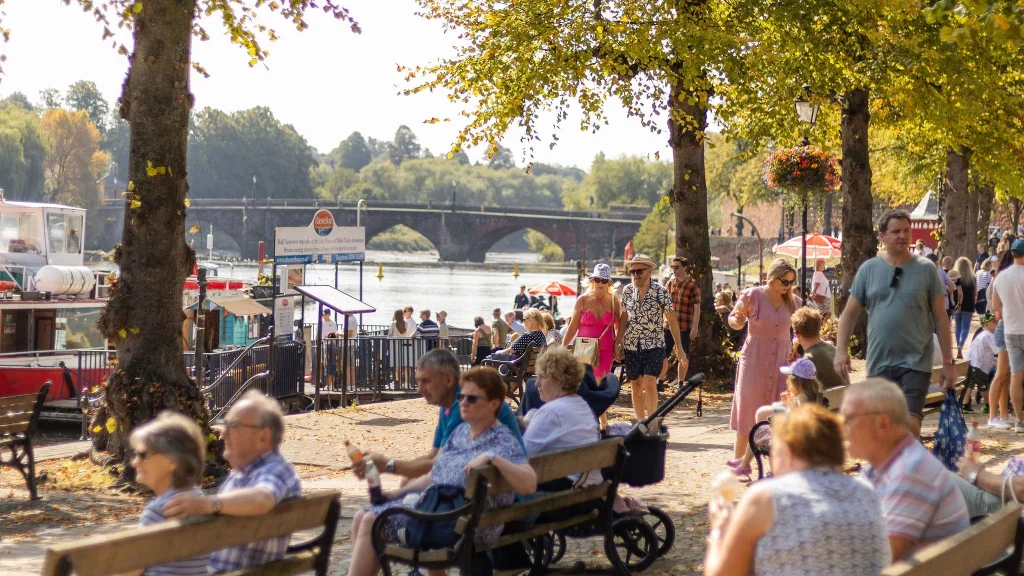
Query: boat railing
[[0, 263, 31, 291]]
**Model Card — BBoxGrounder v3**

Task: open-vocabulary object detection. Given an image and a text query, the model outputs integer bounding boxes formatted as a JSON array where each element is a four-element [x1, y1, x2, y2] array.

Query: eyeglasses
[[841, 411, 883, 425], [890, 267, 903, 289], [629, 269, 647, 276], [593, 278, 611, 285], [778, 278, 795, 287], [456, 393, 484, 405]]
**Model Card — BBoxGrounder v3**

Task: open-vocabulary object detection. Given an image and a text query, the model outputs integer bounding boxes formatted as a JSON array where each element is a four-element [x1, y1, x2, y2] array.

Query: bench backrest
[[0, 382, 51, 437], [821, 361, 970, 412], [523, 345, 540, 375], [881, 503, 1023, 576], [40, 491, 340, 576]]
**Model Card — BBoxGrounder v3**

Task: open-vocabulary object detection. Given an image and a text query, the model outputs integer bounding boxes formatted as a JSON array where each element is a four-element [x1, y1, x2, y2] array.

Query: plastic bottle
[[345, 440, 385, 504], [966, 421, 982, 462]]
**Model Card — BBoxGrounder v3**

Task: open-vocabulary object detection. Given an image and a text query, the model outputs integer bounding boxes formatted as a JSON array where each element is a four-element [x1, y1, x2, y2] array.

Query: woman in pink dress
[[562, 263, 622, 428], [727, 258, 801, 462]]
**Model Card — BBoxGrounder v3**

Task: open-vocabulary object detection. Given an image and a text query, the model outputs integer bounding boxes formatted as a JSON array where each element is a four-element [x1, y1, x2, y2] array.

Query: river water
[[203, 250, 580, 330]]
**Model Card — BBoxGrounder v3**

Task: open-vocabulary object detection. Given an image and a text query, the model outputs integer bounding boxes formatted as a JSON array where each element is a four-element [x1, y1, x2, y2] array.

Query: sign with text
[[275, 296, 295, 341], [274, 209, 365, 264]]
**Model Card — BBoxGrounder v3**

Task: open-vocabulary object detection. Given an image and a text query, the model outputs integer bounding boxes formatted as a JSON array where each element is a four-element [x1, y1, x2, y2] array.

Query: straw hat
[[629, 254, 656, 269]]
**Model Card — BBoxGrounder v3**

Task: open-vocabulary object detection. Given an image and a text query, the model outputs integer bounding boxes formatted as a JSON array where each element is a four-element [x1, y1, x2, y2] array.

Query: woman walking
[[988, 250, 1016, 430], [976, 257, 992, 314], [952, 256, 977, 359], [727, 258, 801, 462]]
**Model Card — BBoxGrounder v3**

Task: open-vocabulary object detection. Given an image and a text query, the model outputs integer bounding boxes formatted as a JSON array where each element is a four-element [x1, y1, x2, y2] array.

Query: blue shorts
[[624, 348, 665, 381], [995, 321, 1006, 353]]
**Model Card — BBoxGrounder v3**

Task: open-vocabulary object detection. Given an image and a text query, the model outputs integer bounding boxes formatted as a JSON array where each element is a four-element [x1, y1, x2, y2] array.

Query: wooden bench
[[483, 344, 541, 407], [882, 503, 1024, 576], [373, 438, 629, 576], [41, 491, 341, 576], [0, 381, 51, 500]]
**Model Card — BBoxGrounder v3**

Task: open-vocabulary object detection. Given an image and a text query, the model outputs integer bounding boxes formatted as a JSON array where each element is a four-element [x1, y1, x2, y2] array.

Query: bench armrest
[[370, 500, 479, 555]]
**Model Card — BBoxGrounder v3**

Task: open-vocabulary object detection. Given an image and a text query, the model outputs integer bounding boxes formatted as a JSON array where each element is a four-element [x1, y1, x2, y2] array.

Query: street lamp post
[[794, 92, 820, 302]]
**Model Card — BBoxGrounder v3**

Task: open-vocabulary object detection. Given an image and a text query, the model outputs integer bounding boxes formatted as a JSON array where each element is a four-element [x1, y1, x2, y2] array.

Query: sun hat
[[780, 357, 817, 380], [980, 311, 997, 325], [590, 263, 612, 281], [1012, 238, 1024, 256], [948, 269, 960, 280], [629, 253, 656, 270]]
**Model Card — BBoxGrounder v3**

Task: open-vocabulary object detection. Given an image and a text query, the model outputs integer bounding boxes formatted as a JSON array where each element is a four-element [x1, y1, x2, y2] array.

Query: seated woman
[[730, 357, 820, 477], [705, 404, 891, 576], [489, 308, 547, 361], [127, 412, 209, 576], [540, 311, 561, 347], [346, 367, 537, 576]]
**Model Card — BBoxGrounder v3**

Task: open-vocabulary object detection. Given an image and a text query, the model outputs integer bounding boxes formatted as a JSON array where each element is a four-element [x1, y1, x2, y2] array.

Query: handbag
[[932, 389, 969, 472], [402, 484, 468, 549], [572, 296, 617, 366]]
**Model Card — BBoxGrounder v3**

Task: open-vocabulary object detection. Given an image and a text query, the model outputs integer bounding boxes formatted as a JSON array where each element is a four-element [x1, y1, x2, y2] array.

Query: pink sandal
[[727, 459, 742, 468]]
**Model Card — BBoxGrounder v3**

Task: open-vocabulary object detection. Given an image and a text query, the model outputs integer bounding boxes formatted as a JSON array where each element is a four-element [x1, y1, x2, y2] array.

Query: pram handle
[[644, 373, 704, 426]]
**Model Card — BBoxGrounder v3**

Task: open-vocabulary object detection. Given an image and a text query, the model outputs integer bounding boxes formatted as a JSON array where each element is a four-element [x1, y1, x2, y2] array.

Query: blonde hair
[[523, 307, 544, 327], [541, 311, 555, 332], [953, 256, 976, 290], [814, 258, 826, 271], [535, 347, 584, 394], [773, 404, 844, 468], [766, 258, 798, 311], [787, 374, 821, 402]]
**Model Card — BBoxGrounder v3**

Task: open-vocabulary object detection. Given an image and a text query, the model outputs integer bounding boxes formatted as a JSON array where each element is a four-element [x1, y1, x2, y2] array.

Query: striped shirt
[[139, 488, 209, 576], [210, 450, 302, 573], [863, 436, 969, 551], [414, 319, 440, 338]]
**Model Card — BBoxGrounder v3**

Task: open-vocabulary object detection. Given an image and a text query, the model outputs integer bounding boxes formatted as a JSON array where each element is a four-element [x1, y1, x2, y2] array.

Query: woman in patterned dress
[[727, 258, 801, 461], [704, 404, 891, 576], [346, 367, 536, 576]]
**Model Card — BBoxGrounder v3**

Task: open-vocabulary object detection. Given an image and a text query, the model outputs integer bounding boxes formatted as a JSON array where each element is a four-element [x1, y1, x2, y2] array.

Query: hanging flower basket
[[762, 145, 841, 198]]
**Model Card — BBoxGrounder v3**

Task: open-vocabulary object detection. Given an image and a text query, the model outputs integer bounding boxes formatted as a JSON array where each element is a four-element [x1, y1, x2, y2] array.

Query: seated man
[[953, 449, 1024, 517], [163, 390, 301, 573], [842, 378, 969, 560], [791, 307, 846, 391], [353, 348, 524, 481]]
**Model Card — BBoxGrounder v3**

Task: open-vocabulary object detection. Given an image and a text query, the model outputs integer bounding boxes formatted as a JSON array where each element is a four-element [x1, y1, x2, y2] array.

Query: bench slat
[[468, 438, 621, 498], [0, 422, 30, 436], [0, 412, 33, 427], [475, 481, 610, 531], [0, 399, 38, 414], [383, 545, 453, 564], [881, 503, 1021, 576], [221, 549, 318, 576], [40, 492, 339, 576], [0, 394, 39, 409], [477, 510, 599, 552]]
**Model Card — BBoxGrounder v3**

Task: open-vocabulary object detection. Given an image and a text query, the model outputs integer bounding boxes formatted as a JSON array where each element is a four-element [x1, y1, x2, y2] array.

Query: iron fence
[[185, 340, 305, 409], [316, 336, 474, 395]]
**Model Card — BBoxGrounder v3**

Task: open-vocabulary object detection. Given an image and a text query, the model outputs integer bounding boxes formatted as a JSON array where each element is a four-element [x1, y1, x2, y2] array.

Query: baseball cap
[[1012, 238, 1024, 256], [980, 311, 997, 324], [780, 357, 817, 380]]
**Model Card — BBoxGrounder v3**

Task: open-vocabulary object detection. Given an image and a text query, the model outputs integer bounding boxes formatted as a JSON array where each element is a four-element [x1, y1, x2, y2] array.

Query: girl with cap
[[730, 357, 821, 478], [562, 263, 622, 428], [965, 312, 998, 414]]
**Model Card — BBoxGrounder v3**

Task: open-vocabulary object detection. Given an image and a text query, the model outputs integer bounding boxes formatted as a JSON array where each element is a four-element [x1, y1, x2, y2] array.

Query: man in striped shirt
[[842, 378, 969, 560]]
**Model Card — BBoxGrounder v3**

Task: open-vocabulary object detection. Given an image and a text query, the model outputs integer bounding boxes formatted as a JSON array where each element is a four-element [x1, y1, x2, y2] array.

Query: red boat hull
[[0, 366, 111, 401]]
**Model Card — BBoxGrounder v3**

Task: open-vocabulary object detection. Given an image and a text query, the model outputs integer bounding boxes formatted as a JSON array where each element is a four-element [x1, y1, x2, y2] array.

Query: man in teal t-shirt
[[351, 348, 523, 481], [836, 210, 955, 439]]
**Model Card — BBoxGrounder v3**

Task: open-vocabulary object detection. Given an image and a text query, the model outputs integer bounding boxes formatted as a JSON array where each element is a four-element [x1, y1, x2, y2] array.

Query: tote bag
[[932, 389, 968, 472]]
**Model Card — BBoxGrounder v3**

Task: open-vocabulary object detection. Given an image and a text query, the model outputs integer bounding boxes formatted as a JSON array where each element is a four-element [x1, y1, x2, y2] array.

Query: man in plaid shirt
[[660, 256, 701, 386]]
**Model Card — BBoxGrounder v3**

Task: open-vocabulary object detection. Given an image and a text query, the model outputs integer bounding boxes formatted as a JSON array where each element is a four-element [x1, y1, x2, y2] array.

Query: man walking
[[514, 285, 530, 310], [835, 210, 955, 439], [491, 307, 510, 349], [659, 256, 700, 387], [616, 254, 685, 420], [992, 238, 1024, 431]]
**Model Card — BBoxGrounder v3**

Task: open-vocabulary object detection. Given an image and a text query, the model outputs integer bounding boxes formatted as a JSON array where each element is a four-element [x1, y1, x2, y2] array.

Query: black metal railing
[[313, 336, 474, 396], [185, 340, 305, 409]]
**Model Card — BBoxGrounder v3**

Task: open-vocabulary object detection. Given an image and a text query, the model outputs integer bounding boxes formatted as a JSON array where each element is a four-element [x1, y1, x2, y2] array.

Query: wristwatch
[[968, 471, 980, 486], [385, 458, 396, 474]]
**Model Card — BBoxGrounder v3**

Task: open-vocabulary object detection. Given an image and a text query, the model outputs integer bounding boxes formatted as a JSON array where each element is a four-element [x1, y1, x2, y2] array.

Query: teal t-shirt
[[432, 387, 525, 450], [850, 255, 945, 375]]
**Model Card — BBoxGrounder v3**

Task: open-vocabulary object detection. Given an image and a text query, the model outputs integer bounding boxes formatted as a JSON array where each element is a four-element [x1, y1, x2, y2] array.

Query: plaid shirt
[[666, 277, 700, 331], [210, 450, 302, 573]]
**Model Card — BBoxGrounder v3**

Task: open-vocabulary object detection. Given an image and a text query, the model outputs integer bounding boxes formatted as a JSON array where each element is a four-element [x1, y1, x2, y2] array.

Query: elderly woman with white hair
[[127, 411, 209, 576]]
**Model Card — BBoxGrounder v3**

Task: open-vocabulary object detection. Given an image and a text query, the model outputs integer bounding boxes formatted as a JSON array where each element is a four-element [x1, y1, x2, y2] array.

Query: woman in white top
[[389, 309, 416, 385], [810, 259, 831, 321]]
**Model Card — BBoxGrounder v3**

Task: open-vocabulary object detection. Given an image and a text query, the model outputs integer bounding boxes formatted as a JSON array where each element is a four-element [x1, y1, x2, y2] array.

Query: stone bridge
[[92, 199, 646, 262]]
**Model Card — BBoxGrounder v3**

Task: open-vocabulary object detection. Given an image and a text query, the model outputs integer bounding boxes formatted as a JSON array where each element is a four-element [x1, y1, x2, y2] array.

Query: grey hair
[[842, 378, 910, 430], [415, 348, 461, 382], [130, 411, 206, 489], [236, 390, 286, 448]]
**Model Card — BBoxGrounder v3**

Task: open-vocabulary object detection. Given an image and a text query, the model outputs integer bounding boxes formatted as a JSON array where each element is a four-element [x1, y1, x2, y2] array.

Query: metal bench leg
[[25, 436, 38, 500]]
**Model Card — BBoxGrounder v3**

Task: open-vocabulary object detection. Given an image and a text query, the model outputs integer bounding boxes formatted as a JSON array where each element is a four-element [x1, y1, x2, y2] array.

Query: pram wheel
[[606, 516, 659, 573], [526, 533, 555, 568], [550, 532, 566, 563], [642, 506, 675, 556]]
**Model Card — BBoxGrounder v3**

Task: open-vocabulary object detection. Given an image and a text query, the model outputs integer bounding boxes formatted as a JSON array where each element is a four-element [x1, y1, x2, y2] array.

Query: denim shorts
[[995, 321, 1006, 353], [1005, 333, 1024, 373]]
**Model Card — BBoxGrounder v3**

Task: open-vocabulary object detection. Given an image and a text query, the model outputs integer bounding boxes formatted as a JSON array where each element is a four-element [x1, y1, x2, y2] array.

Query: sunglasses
[[629, 269, 647, 276], [592, 278, 611, 285], [778, 278, 795, 287], [890, 267, 903, 289], [456, 393, 485, 405]]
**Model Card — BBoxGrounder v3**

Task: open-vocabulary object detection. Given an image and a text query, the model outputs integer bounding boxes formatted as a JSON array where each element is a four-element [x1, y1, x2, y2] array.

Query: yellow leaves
[[129, 198, 141, 210], [132, 3, 143, 14], [189, 223, 201, 235], [249, 58, 259, 67], [117, 329, 126, 339], [129, 327, 140, 335], [127, 181, 135, 192], [92, 425, 102, 434], [184, 198, 191, 208], [105, 418, 117, 434]]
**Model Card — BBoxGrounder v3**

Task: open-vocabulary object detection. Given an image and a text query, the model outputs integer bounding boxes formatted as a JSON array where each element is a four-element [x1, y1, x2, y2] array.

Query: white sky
[[0, 0, 675, 170]]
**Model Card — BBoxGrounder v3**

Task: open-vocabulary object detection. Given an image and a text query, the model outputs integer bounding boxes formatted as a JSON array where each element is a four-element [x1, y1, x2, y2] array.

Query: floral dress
[[368, 421, 527, 545]]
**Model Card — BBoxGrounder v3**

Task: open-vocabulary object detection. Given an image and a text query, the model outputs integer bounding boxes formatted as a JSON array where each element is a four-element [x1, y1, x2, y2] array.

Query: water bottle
[[345, 440, 386, 504], [966, 421, 982, 462]]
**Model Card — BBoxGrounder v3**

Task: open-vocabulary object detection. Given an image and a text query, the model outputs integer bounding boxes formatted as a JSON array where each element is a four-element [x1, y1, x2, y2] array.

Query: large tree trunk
[[838, 88, 874, 356], [966, 180, 980, 253], [96, 0, 203, 463], [667, 76, 732, 379], [943, 148, 970, 260], [977, 183, 995, 243]]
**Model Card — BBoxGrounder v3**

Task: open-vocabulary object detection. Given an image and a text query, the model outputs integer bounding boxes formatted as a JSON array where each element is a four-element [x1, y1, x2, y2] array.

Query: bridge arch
[[474, 226, 569, 262], [364, 220, 444, 255], [365, 224, 438, 253]]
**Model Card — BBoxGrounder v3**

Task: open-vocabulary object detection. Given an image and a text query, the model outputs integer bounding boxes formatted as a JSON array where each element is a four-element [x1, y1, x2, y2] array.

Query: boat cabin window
[[0, 212, 42, 254], [46, 213, 83, 255]]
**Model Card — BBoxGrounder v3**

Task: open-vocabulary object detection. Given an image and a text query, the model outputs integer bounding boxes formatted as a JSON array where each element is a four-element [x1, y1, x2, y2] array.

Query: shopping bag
[[932, 389, 968, 472]]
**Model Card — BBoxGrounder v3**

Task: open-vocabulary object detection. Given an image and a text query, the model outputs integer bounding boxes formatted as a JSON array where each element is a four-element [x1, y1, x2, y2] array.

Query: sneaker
[[982, 404, 990, 414], [962, 404, 974, 414], [1015, 421, 1024, 434], [989, 418, 1012, 430]]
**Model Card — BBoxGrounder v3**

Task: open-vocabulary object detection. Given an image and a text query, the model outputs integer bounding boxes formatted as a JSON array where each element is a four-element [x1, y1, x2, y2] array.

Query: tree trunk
[[96, 0, 203, 463], [667, 76, 732, 379], [943, 148, 970, 260], [966, 180, 980, 252], [838, 88, 874, 356], [977, 183, 994, 243]]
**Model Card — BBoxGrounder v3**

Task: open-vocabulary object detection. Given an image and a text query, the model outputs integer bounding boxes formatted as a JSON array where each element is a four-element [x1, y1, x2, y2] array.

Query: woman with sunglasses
[[727, 258, 801, 466], [128, 412, 209, 576], [346, 367, 536, 576]]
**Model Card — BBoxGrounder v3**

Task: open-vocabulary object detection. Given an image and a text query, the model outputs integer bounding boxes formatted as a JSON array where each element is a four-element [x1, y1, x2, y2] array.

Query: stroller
[[520, 373, 705, 573]]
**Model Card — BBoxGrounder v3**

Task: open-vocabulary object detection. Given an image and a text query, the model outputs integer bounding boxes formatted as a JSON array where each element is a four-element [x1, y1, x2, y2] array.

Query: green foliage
[[38, 88, 62, 110], [388, 125, 421, 166], [562, 154, 673, 211], [188, 106, 316, 199], [324, 131, 372, 172], [367, 224, 435, 251], [525, 230, 564, 262], [101, 113, 130, 179], [488, 145, 515, 170], [0, 101, 48, 201], [3, 91, 32, 111], [632, 197, 673, 266], [65, 81, 109, 134], [705, 136, 776, 209], [40, 108, 108, 210], [763, 146, 841, 196]]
